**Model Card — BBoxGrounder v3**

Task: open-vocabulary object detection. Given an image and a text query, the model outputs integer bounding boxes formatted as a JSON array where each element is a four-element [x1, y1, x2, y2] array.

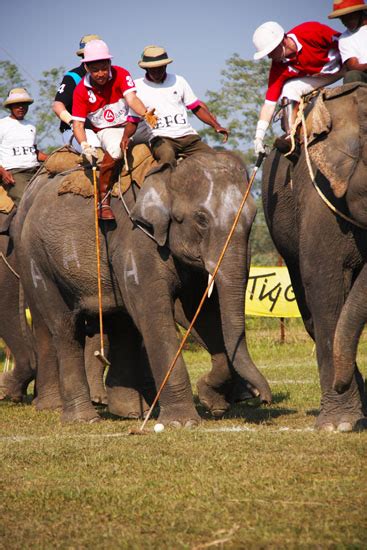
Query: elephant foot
[[315, 414, 367, 433], [316, 387, 367, 432], [34, 393, 62, 411], [33, 386, 62, 411], [158, 403, 201, 428], [107, 386, 150, 419], [61, 403, 100, 424], [90, 392, 108, 407], [0, 371, 26, 403], [226, 379, 260, 403], [197, 375, 230, 418]]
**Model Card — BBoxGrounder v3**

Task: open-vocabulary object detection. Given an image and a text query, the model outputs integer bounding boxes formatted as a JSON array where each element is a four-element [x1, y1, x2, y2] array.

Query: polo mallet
[[92, 162, 111, 368], [129, 152, 266, 434]]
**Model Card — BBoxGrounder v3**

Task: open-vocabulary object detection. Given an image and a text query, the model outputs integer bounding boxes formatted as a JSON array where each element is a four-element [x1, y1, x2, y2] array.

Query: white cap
[[253, 21, 285, 60]]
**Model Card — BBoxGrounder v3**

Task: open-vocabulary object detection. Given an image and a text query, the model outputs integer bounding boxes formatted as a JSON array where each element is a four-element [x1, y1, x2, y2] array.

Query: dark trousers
[[4, 168, 38, 206], [150, 134, 214, 166]]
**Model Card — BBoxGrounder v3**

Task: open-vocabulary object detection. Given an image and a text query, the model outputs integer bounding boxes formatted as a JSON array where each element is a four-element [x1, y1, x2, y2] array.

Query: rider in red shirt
[[252, 21, 342, 156], [72, 39, 156, 221]]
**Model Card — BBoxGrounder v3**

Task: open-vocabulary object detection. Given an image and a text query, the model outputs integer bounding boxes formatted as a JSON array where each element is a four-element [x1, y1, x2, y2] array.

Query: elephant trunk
[[333, 265, 367, 393], [213, 255, 272, 403]]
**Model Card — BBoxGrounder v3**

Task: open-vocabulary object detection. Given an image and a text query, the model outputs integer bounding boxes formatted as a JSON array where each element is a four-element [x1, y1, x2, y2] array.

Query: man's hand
[[254, 138, 266, 155], [120, 134, 130, 153], [215, 126, 229, 143], [81, 141, 99, 165], [144, 108, 158, 128], [0, 167, 15, 185]]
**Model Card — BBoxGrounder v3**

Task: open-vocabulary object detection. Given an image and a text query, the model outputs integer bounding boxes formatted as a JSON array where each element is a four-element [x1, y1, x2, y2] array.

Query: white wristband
[[255, 120, 270, 140], [59, 110, 73, 125]]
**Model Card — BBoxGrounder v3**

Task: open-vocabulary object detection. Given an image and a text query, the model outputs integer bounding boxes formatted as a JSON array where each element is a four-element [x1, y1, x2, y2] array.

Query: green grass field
[[1, 319, 366, 549]]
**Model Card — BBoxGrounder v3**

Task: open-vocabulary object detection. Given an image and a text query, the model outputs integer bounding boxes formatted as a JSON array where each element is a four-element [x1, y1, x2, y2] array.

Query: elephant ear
[[308, 86, 362, 198], [130, 164, 172, 246]]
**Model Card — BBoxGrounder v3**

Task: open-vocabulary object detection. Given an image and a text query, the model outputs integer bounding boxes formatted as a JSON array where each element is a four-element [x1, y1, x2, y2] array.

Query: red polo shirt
[[72, 66, 136, 132], [266, 22, 341, 103]]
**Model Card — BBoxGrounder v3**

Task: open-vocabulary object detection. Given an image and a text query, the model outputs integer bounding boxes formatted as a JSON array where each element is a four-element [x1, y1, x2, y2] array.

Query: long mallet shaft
[[92, 165, 111, 367], [136, 153, 266, 432]]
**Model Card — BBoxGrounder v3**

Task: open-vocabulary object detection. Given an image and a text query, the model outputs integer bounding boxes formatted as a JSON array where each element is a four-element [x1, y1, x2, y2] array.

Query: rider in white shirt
[[122, 45, 229, 166], [329, 0, 367, 83], [0, 88, 47, 206]]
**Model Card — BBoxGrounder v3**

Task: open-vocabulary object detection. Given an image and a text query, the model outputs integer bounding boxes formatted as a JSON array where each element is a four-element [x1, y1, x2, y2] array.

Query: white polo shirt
[[338, 25, 367, 64], [129, 73, 201, 139], [0, 116, 39, 170]]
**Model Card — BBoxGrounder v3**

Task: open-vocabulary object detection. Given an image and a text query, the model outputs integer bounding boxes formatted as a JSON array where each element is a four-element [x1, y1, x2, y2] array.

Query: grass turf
[[1, 319, 366, 549]]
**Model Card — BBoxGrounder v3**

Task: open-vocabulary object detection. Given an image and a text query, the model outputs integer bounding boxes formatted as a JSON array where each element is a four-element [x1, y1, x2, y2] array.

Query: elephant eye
[[172, 211, 183, 224], [194, 211, 209, 229]]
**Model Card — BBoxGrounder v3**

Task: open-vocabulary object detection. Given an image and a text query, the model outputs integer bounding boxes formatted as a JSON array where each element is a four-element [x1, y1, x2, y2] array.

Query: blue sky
[[0, 0, 344, 135]]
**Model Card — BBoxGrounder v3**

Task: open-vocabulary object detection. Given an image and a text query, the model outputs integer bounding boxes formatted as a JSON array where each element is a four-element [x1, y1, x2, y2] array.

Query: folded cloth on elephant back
[[0, 186, 15, 215], [306, 82, 367, 198], [58, 143, 158, 197]]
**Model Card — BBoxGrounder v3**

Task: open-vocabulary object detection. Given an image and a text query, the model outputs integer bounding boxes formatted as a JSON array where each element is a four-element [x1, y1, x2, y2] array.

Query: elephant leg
[[15, 295, 61, 411], [0, 264, 35, 402], [0, 323, 35, 403], [51, 313, 99, 423], [174, 296, 233, 417], [303, 264, 365, 431], [84, 332, 108, 406], [136, 301, 200, 428], [106, 314, 154, 419], [175, 288, 255, 418]]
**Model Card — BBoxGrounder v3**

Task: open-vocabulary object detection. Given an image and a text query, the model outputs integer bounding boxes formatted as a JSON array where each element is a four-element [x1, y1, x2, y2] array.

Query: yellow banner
[[246, 266, 301, 318]]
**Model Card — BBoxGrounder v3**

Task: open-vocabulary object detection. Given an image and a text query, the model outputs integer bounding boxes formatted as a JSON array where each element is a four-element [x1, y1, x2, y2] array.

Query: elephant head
[[308, 84, 367, 227], [131, 152, 272, 403]]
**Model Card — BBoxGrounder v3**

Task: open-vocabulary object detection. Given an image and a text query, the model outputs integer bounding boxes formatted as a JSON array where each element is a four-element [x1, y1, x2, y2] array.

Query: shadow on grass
[[194, 391, 297, 424], [306, 409, 319, 417]]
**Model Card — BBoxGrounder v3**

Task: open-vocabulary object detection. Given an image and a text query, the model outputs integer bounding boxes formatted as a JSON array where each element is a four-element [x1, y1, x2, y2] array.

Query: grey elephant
[[262, 83, 367, 431], [0, 218, 35, 401], [14, 151, 271, 424]]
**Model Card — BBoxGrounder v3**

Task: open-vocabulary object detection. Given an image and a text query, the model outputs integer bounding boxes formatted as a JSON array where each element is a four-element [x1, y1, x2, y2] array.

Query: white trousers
[[98, 123, 153, 160], [62, 128, 100, 153], [281, 72, 343, 102]]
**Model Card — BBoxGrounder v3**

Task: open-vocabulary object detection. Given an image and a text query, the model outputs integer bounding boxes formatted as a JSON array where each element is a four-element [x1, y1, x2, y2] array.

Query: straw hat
[[76, 34, 102, 56], [3, 87, 34, 108], [328, 0, 366, 18], [138, 45, 173, 68]]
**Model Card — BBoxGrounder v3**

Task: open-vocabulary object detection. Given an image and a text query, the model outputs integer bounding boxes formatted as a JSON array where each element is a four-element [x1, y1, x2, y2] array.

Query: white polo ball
[[154, 423, 165, 433]]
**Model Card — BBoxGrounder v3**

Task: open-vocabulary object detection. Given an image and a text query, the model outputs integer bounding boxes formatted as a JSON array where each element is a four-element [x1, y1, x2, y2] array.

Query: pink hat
[[83, 40, 113, 63]]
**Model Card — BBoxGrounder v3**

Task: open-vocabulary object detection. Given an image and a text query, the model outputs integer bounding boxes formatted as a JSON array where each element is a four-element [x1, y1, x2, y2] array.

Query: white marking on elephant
[[202, 173, 216, 218], [30, 259, 47, 291], [140, 188, 168, 219], [124, 250, 139, 287], [218, 185, 244, 229], [63, 238, 81, 269]]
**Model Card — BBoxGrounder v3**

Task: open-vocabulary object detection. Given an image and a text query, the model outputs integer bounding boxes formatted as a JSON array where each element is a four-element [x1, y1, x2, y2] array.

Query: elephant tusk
[[208, 273, 215, 298]]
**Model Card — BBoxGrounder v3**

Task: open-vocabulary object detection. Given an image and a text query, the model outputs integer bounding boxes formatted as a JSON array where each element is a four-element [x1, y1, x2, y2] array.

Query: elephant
[[0, 216, 35, 402], [14, 150, 271, 424], [262, 83, 367, 431]]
